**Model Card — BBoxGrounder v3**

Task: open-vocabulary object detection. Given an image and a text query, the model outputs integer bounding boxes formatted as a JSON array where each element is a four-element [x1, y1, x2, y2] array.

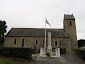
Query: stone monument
[[47, 32, 52, 55], [40, 32, 60, 57], [55, 48, 60, 57], [40, 47, 43, 56]]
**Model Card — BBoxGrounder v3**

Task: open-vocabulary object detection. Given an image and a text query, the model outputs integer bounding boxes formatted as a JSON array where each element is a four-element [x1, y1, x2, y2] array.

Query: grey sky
[[0, 0, 85, 40]]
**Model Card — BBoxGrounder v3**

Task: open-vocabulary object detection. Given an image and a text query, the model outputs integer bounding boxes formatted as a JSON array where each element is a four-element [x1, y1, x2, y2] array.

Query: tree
[[78, 39, 85, 48], [0, 20, 7, 45]]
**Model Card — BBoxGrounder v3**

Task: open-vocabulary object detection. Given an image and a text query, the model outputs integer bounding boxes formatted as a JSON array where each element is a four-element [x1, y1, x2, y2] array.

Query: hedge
[[60, 48, 66, 54], [74, 48, 85, 61], [0, 47, 32, 60]]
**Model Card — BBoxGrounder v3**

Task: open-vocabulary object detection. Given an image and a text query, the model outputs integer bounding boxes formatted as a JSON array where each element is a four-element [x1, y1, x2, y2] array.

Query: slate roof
[[64, 14, 75, 20], [6, 28, 69, 38]]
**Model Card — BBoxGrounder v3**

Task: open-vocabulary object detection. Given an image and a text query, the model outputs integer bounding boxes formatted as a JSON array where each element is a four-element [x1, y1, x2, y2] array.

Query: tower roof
[[64, 14, 75, 20]]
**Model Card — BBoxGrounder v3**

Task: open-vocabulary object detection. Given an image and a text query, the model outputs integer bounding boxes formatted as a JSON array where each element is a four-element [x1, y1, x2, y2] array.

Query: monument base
[[47, 46, 52, 55], [40, 47, 60, 57]]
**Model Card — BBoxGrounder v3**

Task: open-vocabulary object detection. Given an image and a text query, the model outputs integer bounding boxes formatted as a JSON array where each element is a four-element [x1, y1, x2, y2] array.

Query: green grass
[[0, 60, 16, 64]]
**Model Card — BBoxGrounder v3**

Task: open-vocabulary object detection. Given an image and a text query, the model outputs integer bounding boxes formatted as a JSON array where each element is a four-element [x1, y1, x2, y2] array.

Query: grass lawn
[[0, 56, 31, 64], [0, 60, 16, 64]]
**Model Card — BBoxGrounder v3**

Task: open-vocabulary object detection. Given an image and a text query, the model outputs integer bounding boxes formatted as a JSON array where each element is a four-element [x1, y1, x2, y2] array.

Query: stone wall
[[4, 37, 71, 51]]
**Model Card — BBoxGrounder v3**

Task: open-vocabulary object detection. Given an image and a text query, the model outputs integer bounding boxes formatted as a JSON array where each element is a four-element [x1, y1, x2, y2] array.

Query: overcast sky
[[0, 0, 85, 40]]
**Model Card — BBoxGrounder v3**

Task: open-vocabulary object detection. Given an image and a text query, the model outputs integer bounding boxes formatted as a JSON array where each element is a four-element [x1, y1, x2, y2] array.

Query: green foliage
[[46, 52, 51, 57], [0, 47, 32, 60], [0, 60, 16, 64], [74, 48, 85, 61], [0, 20, 7, 45], [60, 48, 66, 54], [78, 39, 85, 48]]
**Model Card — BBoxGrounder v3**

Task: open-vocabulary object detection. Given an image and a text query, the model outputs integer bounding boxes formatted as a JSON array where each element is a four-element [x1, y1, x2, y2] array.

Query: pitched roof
[[6, 28, 69, 38], [64, 14, 75, 20]]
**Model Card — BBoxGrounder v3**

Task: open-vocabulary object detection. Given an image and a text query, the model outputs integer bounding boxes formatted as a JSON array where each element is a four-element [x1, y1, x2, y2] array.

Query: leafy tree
[[0, 20, 7, 45], [78, 39, 85, 48]]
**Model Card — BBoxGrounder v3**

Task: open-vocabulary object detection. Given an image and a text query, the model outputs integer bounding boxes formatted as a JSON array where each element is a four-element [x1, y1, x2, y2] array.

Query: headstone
[[55, 48, 58, 56], [57, 48, 60, 57], [40, 47, 43, 56]]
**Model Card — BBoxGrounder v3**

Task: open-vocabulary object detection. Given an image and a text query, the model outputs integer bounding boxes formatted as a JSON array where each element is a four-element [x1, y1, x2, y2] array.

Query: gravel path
[[62, 51, 85, 64], [32, 51, 85, 64]]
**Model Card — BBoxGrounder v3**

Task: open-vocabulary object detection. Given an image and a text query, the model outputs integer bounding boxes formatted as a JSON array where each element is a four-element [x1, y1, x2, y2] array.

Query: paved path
[[32, 51, 85, 64]]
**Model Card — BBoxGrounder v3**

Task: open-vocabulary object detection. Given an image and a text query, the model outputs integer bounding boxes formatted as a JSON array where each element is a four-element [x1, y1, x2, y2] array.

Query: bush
[[0, 47, 32, 60], [74, 48, 85, 61], [46, 52, 51, 57], [60, 48, 66, 54], [78, 39, 85, 48]]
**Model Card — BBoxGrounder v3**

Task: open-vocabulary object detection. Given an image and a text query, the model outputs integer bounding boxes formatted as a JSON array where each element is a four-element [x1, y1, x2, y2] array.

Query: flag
[[46, 19, 51, 27]]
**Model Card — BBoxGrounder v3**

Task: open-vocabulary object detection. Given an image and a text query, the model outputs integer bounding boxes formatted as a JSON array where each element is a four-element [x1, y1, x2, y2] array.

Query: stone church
[[4, 14, 78, 51]]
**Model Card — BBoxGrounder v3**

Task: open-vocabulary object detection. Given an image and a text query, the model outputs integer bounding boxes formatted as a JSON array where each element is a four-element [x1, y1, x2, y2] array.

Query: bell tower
[[63, 14, 78, 50]]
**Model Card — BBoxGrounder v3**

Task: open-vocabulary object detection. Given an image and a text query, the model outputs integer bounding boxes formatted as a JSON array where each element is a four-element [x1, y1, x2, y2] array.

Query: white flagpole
[[44, 17, 46, 52]]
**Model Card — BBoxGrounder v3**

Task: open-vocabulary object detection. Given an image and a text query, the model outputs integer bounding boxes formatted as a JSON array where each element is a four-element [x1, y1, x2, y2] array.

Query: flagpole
[[44, 17, 46, 53]]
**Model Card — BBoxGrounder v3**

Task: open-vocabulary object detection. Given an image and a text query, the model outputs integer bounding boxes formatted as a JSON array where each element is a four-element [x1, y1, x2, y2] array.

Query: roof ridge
[[12, 28, 63, 30]]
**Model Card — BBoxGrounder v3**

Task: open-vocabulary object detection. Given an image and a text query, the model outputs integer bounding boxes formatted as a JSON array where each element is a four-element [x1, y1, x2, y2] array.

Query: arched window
[[70, 21, 72, 26], [22, 39, 24, 44], [36, 40, 38, 44], [14, 39, 16, 44], [22, 39, 24, 47], [55, 41, 57, 45]]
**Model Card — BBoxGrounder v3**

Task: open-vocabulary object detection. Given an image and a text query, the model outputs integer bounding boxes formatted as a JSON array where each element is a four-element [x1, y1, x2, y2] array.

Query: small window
[[70, 21, 72, 26], [36, 40, 38, 44], [22, 39, 24, 44], [14, 39, 16, 44], [55, 41, 57, 45], [22, 44, 24, 47]]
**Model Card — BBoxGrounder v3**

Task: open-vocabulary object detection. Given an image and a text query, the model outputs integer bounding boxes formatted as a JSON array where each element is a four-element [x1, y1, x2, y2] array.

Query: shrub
[[78, 39, 85, 48], [75, 49, 85, 61], [75, 48, 85, 61], [46, 52, 51, 57], [0, 47, 32, 60], [60, 48, 66, 54]]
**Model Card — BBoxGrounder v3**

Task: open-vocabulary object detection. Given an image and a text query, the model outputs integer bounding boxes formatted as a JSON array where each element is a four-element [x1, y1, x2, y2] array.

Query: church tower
[[63, 14, 78, 50]]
